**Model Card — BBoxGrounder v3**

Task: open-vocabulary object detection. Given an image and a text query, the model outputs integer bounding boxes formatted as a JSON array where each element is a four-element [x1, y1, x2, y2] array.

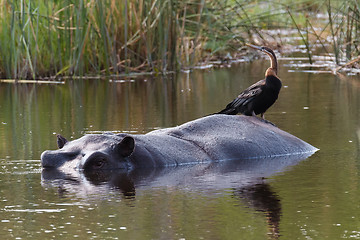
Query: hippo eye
[[83, 152, 109, 170], [92, 158, 106, 169]]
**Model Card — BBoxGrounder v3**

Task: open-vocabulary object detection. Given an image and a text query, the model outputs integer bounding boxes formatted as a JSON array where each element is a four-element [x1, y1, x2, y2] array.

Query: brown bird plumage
[[217, 44, 282, 119]]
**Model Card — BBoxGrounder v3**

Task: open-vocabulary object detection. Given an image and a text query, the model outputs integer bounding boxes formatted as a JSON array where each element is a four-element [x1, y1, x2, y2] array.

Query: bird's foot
[[257, 117, 277, 127], [262, 119, 277, 127]]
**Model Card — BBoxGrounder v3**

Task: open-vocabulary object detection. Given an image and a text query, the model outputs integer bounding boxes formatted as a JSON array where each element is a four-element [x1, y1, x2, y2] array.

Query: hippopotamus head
[[41, 133, 135, 170]]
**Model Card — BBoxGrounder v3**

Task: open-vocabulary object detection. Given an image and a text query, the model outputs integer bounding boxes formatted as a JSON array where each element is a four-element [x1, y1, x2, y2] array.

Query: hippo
[[40, 115, 318, 171]]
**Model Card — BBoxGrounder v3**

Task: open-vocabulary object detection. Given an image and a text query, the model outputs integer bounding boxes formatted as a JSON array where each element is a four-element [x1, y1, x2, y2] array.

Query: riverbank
[[0, 0, 359, 80]]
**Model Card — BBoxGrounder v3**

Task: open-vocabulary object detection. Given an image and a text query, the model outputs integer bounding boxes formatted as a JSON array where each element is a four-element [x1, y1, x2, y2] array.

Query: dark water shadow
[[234, 183, 281, 239], [41, 152, 316, 239]]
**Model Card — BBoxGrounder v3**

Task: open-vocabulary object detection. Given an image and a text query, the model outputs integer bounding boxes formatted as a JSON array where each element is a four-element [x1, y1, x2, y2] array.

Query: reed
[[284, 0, 360, 65], [288, 9, 313, 64], [0, 0, 217, 79], [0, 0, 359, 80]]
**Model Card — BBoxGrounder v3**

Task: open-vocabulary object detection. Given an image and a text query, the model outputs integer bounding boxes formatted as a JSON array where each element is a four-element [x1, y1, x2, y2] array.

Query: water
[[0, 59, 359, 239]]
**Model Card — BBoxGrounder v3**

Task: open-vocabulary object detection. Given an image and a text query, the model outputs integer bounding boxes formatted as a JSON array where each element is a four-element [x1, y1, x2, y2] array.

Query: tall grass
[[0, 0, 244, 79], [0, 0, 212, 79], [0, 0, 359, 79], [284, 0, 360, 65]]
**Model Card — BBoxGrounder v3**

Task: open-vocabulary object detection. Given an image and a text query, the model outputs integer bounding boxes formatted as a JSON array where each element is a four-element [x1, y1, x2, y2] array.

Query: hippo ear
[[57, 134, 68, 149], [116, 136, 135, 157]]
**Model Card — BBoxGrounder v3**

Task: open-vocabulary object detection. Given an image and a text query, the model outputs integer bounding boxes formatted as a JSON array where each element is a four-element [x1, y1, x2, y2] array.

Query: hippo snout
[[41, 150, 66, 168]]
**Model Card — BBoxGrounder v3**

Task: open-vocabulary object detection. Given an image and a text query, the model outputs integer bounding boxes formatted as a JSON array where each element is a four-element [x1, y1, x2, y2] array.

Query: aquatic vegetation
[[0, 0, 243, 79], [0, 0, 359, 79]]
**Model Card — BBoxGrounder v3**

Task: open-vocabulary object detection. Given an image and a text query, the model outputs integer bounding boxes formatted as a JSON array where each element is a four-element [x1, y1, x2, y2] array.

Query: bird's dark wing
[[217, 79, 265, 115]]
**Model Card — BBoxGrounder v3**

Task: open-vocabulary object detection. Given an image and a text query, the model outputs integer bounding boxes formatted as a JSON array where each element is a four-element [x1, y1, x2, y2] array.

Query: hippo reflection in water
[[42, 152, 315, 238], [41, 115, 318, 170]]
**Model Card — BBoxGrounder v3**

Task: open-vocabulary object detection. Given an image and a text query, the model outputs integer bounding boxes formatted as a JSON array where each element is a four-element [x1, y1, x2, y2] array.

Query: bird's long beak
[[245, 43, 262, 51]]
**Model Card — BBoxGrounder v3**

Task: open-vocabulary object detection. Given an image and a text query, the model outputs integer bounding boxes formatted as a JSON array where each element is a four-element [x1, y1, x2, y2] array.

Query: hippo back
[[148, 115, 317, 161]]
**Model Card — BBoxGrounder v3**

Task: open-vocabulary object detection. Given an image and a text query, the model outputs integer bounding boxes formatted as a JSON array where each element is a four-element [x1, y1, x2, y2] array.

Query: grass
[[0, 0, 359, 80]]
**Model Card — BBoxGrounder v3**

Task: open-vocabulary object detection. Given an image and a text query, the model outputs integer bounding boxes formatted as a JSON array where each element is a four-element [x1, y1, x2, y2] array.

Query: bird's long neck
[[265, 52, 277, 77], [270, 56, 277, 74]]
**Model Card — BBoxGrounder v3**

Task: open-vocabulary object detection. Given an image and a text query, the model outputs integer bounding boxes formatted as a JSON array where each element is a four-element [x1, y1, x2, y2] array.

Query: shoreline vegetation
[[0, 0, 359, 81]]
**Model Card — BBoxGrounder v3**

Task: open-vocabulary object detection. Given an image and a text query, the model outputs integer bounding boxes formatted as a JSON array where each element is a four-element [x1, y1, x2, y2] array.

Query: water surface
[[0, 60, 359, 239]]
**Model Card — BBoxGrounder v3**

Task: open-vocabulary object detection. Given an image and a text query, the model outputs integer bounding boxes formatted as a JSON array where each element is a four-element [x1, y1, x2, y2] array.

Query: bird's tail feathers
[[216, 108, 237, 115]]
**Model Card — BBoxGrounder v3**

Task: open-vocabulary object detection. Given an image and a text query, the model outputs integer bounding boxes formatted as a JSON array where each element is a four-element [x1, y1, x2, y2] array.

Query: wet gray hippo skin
[[40, 115, 318, 170]]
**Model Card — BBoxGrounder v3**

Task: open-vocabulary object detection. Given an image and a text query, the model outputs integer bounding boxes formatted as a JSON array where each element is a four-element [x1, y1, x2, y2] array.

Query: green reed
[[1, 0, 265, 79], [0, 0, 195, 78], [285, 0, 360, 65], [1, 0, 359, 79]]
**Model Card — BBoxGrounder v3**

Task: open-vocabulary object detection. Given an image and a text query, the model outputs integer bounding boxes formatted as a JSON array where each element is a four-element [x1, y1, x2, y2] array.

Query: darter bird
[[217, 44, 282, 120]]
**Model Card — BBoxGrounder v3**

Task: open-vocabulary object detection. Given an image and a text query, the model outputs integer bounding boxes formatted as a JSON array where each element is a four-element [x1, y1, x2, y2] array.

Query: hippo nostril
[[41, 150, 59, 168], [41, 150, 79, 168]]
